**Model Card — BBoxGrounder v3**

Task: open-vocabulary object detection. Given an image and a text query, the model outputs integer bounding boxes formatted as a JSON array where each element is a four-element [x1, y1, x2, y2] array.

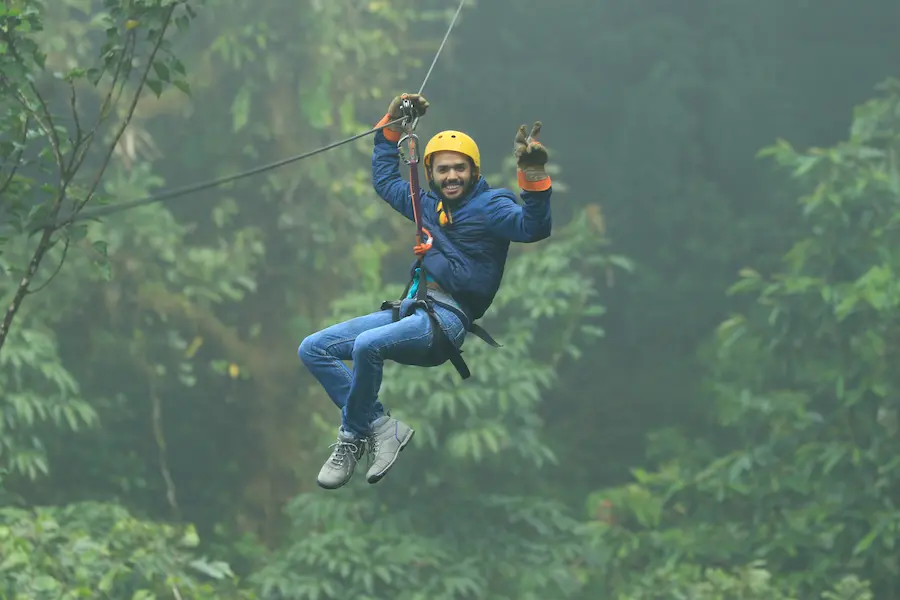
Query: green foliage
[[0, 501, 252, 599], [443, 0, 900, 497], [19, 162, 267, 516], [10, 2, 900, 599], [1, 0, 273, 549], [0, 320, 96, 480], [612, 561, 871, 600], [580, 78, 900, 598], [0, 0, 197, 238], [251, 492, 585, 600]]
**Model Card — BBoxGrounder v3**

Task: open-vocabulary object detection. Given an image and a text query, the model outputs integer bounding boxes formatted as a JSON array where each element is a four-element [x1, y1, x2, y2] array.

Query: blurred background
[[2, 0, 900, 598]]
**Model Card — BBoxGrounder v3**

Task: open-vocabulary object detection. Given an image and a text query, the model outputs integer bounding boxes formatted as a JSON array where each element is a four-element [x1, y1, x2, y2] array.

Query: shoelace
[[328, 439, 362, 467], [329, 437, 377, 468]]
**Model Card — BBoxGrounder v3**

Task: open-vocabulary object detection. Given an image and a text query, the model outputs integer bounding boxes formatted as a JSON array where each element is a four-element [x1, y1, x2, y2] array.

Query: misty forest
[[3, 0, 900, 598]]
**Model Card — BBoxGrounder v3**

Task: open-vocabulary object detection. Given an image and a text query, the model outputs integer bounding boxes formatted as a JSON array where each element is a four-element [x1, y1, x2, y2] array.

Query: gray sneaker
[[317, 428, 369, 490], [366, 415, 415, 484]]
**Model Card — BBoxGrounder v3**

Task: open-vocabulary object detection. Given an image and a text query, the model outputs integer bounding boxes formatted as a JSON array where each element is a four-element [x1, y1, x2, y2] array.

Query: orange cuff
[[376, 112, 402, 143], [517, 169, 552, 192]]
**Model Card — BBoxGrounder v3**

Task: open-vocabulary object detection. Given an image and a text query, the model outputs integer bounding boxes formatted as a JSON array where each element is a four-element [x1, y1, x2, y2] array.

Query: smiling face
[[430, 150, 473, 202]]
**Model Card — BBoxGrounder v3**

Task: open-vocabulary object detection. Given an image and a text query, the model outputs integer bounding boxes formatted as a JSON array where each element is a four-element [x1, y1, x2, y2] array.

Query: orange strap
[[413, 227, 433, 256], [375, 112, 402, 143], [517, 169, 552, 192]]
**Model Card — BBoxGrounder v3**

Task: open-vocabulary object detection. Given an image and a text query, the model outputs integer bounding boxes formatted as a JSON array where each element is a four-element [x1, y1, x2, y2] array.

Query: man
[[298, 92, 554, 490]]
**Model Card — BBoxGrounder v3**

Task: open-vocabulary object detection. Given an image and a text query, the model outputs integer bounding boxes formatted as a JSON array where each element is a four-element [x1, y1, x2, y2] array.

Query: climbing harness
[[379, 95, 502, 381], [33, 0, 470, 234]]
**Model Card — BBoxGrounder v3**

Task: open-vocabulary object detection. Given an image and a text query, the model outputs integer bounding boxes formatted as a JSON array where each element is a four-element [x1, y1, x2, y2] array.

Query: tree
[[580, 78, 900, 598], [0, 497, 255, 599], [0, 0, 197, 352]]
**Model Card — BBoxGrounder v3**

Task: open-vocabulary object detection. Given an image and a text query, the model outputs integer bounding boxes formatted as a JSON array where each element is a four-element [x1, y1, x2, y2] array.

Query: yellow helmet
[[423, 130, 481, 181]]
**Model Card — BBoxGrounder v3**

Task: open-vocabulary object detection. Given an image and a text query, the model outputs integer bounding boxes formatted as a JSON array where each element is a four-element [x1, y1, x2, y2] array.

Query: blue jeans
[[298, 304, 467, 437]]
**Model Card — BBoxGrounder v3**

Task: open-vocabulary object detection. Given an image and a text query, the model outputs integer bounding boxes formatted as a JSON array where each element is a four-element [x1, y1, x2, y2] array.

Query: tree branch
[[0, 74, 52, 142], [95, 28, 136, 127], [69, 81, 83, 147], [25, 235, 70, 295], [64, 80, 85, 174], [0, 115, 29, 198], [0, 3, 181, 355], [151, 387, 180, 519], [131, 330, 181, 520], [0, 222, 57, 350], [75, 5, 176, 215], [64, 31, 136, 188], [0, 31, 65, 178]]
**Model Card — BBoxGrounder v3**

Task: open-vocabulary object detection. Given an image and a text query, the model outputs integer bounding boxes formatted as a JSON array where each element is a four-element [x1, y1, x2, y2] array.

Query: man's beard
[[438, 178, 471, 204]]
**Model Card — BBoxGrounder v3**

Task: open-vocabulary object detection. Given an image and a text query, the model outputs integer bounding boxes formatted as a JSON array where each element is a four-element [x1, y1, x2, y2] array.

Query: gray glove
[[514, 121, 550, 188]]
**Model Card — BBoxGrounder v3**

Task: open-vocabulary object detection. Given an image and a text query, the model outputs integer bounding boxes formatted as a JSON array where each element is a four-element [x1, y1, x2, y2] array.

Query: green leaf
[[152, 60, 169, 82], [180, 524, 200, 547], [145, 78, 162, 97], [173, 79, 191, 96], [231, 86, 251, 131], [0, 550, 28, 571]]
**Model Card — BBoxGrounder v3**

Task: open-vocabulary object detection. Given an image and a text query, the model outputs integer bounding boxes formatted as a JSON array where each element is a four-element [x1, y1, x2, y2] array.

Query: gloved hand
[[413, 226, 433, 257], [514, 121, 552, 191], [384, 93, 430, 135]]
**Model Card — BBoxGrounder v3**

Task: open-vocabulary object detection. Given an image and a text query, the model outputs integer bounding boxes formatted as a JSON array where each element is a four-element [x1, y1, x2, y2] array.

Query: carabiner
[[397, 132, 419, 166]]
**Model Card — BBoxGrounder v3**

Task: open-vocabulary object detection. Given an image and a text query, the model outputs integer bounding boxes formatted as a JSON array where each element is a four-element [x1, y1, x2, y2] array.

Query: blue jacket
[[372, 130, 552, 322]]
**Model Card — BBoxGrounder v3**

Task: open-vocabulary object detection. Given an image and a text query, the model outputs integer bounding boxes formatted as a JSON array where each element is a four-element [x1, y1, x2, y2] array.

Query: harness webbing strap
[[469, 323, 502, 348], [380, 262, 501, 381]]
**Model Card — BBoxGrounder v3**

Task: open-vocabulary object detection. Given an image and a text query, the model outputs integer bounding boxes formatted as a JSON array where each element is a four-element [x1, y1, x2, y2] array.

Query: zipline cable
[[43, 117, 406, 231], [408, 0, 467, 131], [39, 0, 469, 233], [418, 0, 466, 96]]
